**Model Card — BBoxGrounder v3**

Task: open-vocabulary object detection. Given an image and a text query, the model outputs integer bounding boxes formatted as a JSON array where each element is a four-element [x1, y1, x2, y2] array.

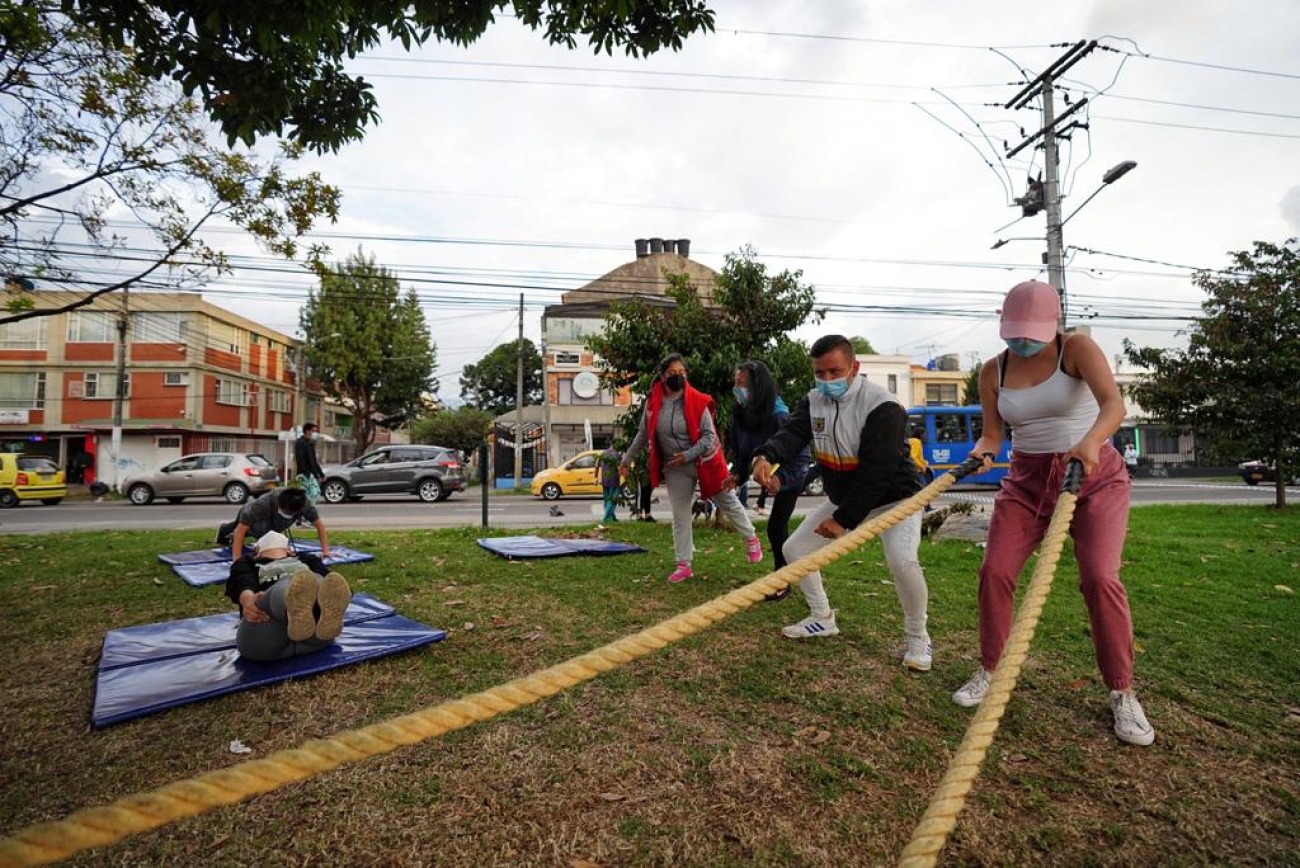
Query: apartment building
[[0, 290, 320, 487]]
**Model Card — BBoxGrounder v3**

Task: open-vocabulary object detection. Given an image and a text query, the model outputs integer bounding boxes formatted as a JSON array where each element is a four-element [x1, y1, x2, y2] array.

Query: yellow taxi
[[531, 449, 611, 500], [0, 453, 66, 507]]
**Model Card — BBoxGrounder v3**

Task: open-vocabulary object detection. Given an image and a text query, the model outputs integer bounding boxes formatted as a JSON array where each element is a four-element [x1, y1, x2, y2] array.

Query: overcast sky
[[190, 0, 1300, 402]]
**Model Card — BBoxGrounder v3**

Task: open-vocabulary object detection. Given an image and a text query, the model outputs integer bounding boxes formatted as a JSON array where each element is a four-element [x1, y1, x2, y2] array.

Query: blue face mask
[[816, 378, 850, 401], [733, 386, 749, 405], [1005, 337, 1048, 358]]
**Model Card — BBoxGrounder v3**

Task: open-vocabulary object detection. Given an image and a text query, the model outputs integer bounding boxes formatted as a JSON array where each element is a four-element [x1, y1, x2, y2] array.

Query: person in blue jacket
[[726, 359, 811, 602]]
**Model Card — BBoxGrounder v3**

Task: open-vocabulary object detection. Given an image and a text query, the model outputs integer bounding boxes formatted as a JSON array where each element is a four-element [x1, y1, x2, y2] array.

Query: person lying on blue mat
[[224, 531, 352, 662]]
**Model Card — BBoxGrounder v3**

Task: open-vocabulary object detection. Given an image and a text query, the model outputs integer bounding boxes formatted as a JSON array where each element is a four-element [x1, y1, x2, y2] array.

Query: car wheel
[[127, 483, 155, 506], [322, 480, 349, 504], [541, 482, 562, 500], [1244, 477, 1259, 486], [0, 489, 19, 508], [418, 478, 445, 503], [166, 497, 185, 503], [803, 475, 825, 497], [223, 482, 250, 504], [41, 498, 64, 506]]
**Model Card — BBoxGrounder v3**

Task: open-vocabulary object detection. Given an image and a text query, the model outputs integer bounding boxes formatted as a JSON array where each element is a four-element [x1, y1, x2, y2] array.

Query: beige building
[[539, 238, 718, 467]]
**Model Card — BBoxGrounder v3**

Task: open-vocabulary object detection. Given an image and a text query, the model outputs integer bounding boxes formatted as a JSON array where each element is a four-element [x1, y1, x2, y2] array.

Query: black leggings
[[766, 487, 800, 569]]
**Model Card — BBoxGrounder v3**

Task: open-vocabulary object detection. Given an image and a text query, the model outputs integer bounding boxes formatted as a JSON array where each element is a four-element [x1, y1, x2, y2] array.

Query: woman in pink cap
[[951, 280, 1155, 746]]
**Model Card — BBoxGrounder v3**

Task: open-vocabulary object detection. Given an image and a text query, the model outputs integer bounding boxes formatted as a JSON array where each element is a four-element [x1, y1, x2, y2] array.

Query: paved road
[[0, 480, 1292, 536]]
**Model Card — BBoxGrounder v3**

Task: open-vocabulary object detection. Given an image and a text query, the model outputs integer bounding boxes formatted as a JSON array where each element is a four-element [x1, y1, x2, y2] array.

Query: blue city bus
[[907, 405, 1010, 486]]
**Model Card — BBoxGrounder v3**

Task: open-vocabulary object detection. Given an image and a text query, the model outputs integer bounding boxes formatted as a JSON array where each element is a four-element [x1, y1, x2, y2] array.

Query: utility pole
[[513, 293, 524, 488], [110, 287, 129, 492], [1005, 40, 1097, 330]]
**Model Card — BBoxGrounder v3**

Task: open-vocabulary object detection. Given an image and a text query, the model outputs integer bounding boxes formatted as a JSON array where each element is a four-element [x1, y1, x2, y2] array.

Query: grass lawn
[[1, 505, 1297, 866]]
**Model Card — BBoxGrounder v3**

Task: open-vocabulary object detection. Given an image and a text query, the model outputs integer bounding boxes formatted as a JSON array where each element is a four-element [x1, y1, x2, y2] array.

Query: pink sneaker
[[668, 562, 693, 583], [745, 536, 763, 564]]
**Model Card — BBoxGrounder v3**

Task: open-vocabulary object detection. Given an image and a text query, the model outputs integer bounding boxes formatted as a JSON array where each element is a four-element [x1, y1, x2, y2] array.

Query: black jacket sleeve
[[225, 556, 261, 605], [754, 395, 813, 469], [294, 438, 323, 478], [832, 403, 909, 529]]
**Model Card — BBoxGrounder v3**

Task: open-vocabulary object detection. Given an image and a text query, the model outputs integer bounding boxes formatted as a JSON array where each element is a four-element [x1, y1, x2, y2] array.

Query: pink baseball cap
[[999, 280, 1061, 342]]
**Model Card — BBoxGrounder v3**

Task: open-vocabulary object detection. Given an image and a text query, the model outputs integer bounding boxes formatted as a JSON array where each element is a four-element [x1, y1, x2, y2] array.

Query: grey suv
[[321, 445, 467, 503]]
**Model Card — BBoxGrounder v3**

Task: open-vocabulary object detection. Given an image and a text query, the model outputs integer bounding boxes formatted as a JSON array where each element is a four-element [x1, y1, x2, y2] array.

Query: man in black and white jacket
[[751, 334, 933, 671]]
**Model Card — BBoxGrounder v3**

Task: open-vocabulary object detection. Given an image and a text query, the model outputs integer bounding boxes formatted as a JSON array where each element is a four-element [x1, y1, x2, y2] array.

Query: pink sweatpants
[[977, 443, 1136, 690]]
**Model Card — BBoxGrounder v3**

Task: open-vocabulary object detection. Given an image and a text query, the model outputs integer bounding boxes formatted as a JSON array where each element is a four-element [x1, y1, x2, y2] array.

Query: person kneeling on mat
[[224, 531, 352, 661]]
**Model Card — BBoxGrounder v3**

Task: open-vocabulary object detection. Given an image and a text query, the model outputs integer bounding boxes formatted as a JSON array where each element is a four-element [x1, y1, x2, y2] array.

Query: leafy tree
[[1124, 239, 1300, 507], [589, 246, 820, 435], [412, 406, 494, 456], [66, 0, 717, 152], [961, 366, 981, 405], [301, 252, 437, 453], [0, 8, 338, 321], [848, 335, 877, 355], [460, 338, 542, 415]]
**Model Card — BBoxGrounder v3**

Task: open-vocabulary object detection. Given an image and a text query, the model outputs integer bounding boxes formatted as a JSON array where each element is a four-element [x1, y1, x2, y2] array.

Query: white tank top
[[998, 338, 1098, 454]]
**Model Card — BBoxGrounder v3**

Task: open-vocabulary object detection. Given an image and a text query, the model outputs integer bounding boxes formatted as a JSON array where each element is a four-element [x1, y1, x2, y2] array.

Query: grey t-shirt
[[237, 489, 320, 538]]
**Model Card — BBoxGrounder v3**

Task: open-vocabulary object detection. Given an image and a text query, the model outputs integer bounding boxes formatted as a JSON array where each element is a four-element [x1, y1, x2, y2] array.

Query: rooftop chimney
[[676, 238, 691, 258], [663, 238, 677, 254], [634, 238, 649, 258], [649, 237, 664, 254]]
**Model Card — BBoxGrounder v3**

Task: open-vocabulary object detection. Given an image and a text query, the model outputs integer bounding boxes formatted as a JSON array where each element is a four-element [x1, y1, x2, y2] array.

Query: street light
[[990, 237, 1042, 250], [1062, 160, 1137, 226]]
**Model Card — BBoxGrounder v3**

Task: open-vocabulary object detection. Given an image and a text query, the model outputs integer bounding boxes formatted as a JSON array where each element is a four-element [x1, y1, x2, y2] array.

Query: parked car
[[124, 453, 279, 505], [1237, 460, 1300, 486], [531, 449, 610, 500], [0, 453, 66, 508], [321, 445, 466, 503]]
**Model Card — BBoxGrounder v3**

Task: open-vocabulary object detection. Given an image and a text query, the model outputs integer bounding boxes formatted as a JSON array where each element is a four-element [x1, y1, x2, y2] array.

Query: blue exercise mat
[[477, 535, 647, 559], [159, 545, 376, 587], [92, 594, 444, 728]]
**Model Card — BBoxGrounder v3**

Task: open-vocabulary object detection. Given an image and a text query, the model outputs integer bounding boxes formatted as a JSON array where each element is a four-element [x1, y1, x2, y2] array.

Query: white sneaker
[[1110, 690, 1156, 746], [781, 611, 839, 639], [952, 668, 992, 707], [903, 634, 933, 672]]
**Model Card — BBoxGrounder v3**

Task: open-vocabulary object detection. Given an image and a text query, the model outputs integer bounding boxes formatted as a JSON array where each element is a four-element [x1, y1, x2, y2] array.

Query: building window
[[207, 320, 242, 354], [887, 374, 898, 395], [926, 383, 959, 406], [268, 390, 291, 412], [215, 378, 248, 406], [156, 436, 182, 449], [0, 317, 47, 350], [0, 372, 45, 408], [163, 372, 189, 386], [83, 371, 129, 400], [67, 311, 117, 343], [132, 312, 188, 343], [554, 351, 581, 366]]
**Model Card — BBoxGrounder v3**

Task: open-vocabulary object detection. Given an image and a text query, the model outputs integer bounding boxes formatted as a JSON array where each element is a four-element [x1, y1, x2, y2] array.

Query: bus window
[[935, 413, 968, 444], [907, 414, 927, 441], [970, 414, 984, 441]]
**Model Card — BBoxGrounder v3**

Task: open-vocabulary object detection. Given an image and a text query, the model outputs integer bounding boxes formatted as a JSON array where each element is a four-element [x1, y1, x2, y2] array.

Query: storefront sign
[[0, 409, 30, 424]]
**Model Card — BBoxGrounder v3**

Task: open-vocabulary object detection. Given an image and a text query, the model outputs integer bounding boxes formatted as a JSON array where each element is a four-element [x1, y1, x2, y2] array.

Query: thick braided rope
[[0, 469, 969, 867], [897, 487, 1080, 868]]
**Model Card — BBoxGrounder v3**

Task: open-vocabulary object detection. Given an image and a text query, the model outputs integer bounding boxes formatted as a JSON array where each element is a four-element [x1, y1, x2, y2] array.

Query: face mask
[[1005, 337, 1048, 358], [664, 374, 685, 392], [310, 432, 320, 442], [816, 378, 849, 401], [733, 386, 749, 405]]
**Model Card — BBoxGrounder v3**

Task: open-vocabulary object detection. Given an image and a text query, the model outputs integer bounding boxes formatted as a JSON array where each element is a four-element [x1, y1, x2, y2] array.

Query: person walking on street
[[294, 422, 325, 503], [752, 335, 933, 671], [951, 280, 1155, 746], [599, 443, 623, 524], [621, 353, 763, 583]]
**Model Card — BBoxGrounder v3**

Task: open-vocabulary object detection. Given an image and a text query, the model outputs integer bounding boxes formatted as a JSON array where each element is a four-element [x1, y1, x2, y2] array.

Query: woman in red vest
[[621, 353, 763, 583]]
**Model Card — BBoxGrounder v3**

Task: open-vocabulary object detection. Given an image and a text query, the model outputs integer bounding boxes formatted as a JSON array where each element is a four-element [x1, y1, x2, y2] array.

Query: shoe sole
[[952, 692, 986, 708], [315, 572, 351, 642], [668, 574, 692, 583], [284, 572, 318, 642], [1115, 730, 1156, 746], [904, 658, 933, 672]]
